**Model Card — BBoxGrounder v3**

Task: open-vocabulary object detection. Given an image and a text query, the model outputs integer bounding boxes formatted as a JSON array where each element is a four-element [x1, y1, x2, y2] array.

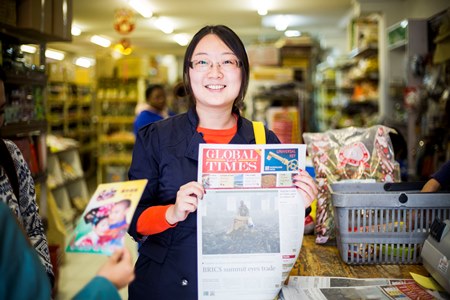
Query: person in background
[[0, 69, 55, 286], [127, 24, 318, 300], [0, 201, 135, 300], [421, 160, 450, 192], [133, 84, 176, 135]]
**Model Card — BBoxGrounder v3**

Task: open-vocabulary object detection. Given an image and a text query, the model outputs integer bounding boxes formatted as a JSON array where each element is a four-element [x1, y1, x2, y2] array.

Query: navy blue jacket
[[128, 107, 280, 299]]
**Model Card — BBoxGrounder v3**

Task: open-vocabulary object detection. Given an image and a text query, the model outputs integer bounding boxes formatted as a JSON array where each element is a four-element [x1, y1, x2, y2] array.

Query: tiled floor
[[55, 234, 138, 300]]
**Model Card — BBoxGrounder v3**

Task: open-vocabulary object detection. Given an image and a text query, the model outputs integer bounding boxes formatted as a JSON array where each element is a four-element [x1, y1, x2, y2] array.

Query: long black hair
[[182, 25, 250, 112]]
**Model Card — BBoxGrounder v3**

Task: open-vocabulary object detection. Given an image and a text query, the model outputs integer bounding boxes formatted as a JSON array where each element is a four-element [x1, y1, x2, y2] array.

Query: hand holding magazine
[[66, 179, 147, 255]]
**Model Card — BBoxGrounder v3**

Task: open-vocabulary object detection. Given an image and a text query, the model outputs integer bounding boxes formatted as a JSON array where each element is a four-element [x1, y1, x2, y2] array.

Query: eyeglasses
[[189, 58, 242, 72]]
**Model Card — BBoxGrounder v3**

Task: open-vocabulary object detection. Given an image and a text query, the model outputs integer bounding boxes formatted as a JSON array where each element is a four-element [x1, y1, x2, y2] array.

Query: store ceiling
[[48, 0, 353, 58]]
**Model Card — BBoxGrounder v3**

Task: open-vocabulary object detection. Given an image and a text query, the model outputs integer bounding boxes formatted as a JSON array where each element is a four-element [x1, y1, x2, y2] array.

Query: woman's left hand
[[292, 169, 318, 208]]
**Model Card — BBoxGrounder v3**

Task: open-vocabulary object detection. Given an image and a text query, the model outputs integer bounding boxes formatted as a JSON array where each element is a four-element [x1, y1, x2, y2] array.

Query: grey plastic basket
[[331, 182, 450, 264]]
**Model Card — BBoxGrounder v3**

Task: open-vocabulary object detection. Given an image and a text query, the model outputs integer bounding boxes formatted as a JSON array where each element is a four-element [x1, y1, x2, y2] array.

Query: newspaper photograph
[[66, 179, 147, 255], [197, 144, 306, 300]]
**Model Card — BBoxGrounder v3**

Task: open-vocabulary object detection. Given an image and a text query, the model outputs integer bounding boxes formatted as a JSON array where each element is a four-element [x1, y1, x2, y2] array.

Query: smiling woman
[[127, 24, 318, 300]]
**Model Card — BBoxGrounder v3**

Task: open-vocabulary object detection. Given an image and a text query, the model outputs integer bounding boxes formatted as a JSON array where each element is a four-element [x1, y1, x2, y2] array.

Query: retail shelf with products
[[314, 20, 380, 130], [96, 77, 145, 184], [46, 137, 89, 249], [47, 81, 97, 175]]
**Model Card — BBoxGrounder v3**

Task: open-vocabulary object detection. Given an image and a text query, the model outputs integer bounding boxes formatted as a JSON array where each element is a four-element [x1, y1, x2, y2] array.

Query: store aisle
[[56, 233, 138, 299]]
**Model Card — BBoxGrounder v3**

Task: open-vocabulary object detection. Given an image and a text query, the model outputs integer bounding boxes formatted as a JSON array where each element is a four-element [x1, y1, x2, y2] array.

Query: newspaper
[[281, 276, 449, 300], [197, 144, 306, 300], [66, 179, 147, 255]]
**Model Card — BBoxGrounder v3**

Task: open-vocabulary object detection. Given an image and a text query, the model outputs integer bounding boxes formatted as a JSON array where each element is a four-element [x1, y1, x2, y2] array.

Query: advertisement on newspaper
[[197, 144, 306, 300]]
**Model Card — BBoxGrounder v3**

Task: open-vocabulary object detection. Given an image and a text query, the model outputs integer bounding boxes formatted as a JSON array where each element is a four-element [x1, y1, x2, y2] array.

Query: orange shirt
[[137, 124, 237, 236]]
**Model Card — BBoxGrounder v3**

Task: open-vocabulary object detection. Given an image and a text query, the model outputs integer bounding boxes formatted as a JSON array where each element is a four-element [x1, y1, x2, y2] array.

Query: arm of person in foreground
[[73, 248, 135, 300], [421, 160, 450, 192]]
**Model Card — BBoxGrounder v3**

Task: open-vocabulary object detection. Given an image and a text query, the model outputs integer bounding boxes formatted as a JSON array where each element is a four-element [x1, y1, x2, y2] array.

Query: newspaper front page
[[197, 144, 306, 300]]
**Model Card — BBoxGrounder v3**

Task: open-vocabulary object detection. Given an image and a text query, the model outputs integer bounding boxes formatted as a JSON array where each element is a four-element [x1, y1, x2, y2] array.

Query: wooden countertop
[[289, 235, 429, 279]]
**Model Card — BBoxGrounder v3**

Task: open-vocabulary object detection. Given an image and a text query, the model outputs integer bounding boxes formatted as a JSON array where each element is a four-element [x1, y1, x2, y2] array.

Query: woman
[[127, 25, 318, 299]]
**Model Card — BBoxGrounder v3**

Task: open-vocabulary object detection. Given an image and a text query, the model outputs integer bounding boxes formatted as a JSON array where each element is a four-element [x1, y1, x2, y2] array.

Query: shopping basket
[[331, 182, 450, 264]]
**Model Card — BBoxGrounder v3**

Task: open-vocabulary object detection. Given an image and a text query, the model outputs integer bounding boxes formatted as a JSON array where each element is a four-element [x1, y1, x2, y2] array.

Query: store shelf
[[96, 77, 146, 184]]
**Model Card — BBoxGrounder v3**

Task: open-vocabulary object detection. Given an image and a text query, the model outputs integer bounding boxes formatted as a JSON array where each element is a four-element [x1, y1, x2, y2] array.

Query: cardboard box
[[52, 0, 72, 41], [0, 0, 16, 27], [17, 0, 53, 35]]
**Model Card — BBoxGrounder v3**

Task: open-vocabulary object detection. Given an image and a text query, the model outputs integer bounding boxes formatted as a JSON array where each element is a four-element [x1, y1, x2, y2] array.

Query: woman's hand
[[166, 181, 205, 224], [97, 248, 135, 289], [292, 169, 318, 208]]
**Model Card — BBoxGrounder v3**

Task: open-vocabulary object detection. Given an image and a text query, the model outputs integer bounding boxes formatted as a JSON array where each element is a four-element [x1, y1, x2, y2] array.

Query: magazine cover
[[66, 179, 148, 255]]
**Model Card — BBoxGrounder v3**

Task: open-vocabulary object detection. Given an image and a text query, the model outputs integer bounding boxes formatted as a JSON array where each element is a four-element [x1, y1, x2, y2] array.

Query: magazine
[[66, 179, 148, 255], [197, 144, 306, 300]]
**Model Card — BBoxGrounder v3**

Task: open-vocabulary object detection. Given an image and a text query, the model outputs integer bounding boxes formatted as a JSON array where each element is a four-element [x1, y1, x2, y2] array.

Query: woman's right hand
[[166, 181, 205, 224]]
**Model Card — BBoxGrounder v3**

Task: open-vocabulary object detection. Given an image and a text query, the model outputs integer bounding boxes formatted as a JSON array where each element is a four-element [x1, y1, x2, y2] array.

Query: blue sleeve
[[72, 276, 121, 300], [432, 160, 450, 188], [0, 202, 52, 300]]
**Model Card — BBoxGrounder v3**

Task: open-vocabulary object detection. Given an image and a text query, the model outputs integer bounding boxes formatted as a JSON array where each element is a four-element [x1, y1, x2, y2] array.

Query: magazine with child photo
[[66, 179, 148, 255]]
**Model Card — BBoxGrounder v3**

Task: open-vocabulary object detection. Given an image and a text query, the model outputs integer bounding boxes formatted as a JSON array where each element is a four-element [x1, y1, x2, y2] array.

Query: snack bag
[[303, 125, 401, 244]]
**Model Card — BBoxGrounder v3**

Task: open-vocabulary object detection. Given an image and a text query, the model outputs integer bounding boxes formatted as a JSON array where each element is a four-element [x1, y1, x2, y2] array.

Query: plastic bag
[[303, 125, 401, 244]]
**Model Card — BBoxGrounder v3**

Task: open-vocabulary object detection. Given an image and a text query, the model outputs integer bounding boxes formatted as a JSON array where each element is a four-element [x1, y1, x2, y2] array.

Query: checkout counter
[[291, 235, 429, 279]]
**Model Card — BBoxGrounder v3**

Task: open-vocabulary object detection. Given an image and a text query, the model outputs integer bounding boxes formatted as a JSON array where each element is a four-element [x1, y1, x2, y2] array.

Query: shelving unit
[[314, 16, 380, 130], [96, 77, 145, 184], [46, 144, 89, 251], [47, 82, 97, 175]]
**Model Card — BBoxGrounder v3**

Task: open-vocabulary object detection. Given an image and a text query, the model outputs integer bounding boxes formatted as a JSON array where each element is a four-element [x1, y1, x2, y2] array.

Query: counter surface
[[290, 235, 429, 279]]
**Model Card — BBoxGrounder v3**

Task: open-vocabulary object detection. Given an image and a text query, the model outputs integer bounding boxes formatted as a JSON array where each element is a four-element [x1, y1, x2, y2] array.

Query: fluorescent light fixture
[[20, 45, 37, 54], [71, 25, 82, 36], [45, 49, 65, 61], [258, 7, 267, 16], [75, 57, 95, 68], [285, 30, 301, 37], [275, 15, 289, 31], [90, 35, 111, 47], [154, 17, 174, 34], [129, 0, 153, 18], [173, 34, 190, 46], [400, 20, 408, 28]]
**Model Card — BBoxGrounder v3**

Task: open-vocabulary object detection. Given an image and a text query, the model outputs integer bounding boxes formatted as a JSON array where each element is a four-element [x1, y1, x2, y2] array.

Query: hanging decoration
[[113, 8, 135, 34], [114, 38, 133, 55]]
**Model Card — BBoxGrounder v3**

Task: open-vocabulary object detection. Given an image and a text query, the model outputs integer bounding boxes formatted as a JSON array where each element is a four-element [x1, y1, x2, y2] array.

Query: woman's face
[[189, 34, 242, 111]]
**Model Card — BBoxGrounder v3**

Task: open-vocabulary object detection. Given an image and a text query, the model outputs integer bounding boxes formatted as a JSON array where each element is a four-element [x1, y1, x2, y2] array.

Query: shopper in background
[[127, 24, 318, 300], [0, 69, 55, 286], [133, 84, 176, 135], [421, 160, 450, 192], [0, 201, 135, 300]]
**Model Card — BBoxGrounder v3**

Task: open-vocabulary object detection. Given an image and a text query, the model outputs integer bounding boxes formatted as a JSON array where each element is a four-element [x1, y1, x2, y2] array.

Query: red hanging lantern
[[113, 8, 135, 34]]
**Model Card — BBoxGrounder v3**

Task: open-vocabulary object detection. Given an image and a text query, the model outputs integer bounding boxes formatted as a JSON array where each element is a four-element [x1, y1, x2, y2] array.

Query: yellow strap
[[252, 121, 266, 144]]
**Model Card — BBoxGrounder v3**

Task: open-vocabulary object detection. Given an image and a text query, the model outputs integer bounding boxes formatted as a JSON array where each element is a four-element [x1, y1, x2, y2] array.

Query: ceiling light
[[154, 17, 174, 34], [285, 30, 301, 37], [129, 0, 153, 18], [45, 49, 65, 61], [71, 25, 82, 36], [20, 45, 37, 54], [173, 34, 190, 46], [275, 15, 289, 31], [75, 57, 95, 68], [90, 35, 111, 47], [255, 0, 268, 16]]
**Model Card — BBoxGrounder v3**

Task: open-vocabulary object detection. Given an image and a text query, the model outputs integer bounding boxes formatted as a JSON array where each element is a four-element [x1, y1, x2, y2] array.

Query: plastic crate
[[331, 182, 450, 264]]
